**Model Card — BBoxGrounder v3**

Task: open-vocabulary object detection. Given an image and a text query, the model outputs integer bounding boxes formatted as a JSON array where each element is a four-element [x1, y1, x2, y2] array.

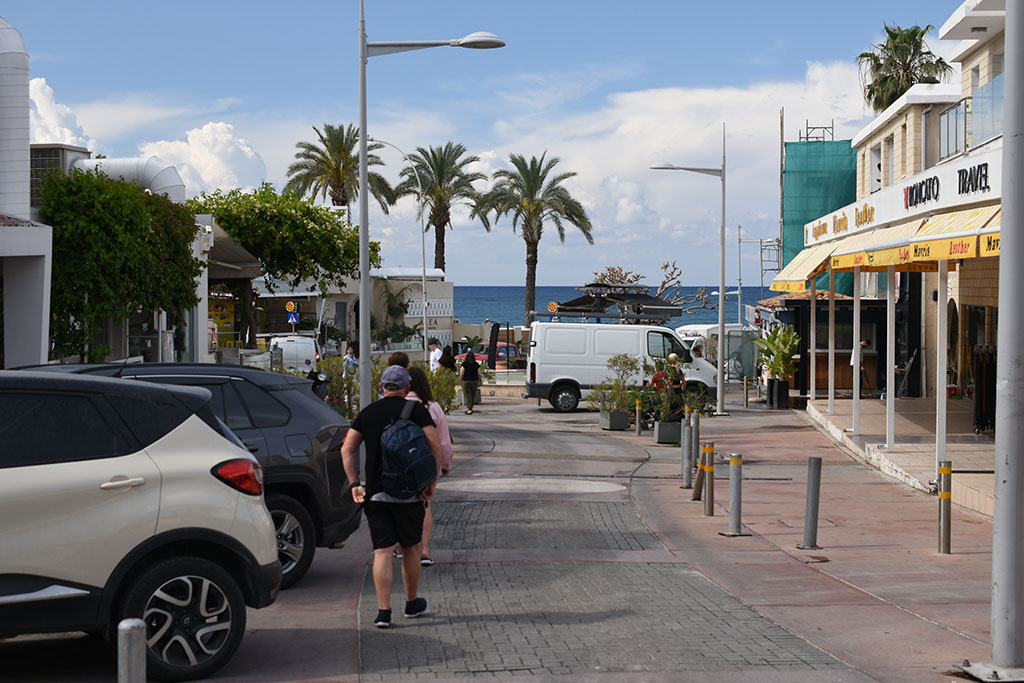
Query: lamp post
[[368, 137, 428, 363], [651, 122, 728, 415], [358, 0, 504, 408]]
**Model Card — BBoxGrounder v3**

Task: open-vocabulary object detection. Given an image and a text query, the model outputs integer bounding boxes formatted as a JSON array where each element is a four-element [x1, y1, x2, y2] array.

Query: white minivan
[[525, 322, 718, 412], [269, 335, 321, 373]]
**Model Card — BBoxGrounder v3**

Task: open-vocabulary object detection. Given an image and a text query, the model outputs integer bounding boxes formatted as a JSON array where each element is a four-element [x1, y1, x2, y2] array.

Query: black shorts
[[364, 500, 426, 550]]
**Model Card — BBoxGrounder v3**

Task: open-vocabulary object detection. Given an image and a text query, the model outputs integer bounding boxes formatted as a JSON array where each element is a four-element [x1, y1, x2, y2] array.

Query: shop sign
[[958, 162, 991, 196], [811, 219, 828, 240], [904, 176, 940, 209], [832, 212, 849, 234], [854, 203, 875, 227], [981, 233, 1001, 256]]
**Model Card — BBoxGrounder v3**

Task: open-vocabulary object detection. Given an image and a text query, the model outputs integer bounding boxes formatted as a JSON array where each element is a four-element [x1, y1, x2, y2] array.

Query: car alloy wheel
[[144, 574, 233, 668], [266, 493, 316, 589], [273, 509, 306, 576]]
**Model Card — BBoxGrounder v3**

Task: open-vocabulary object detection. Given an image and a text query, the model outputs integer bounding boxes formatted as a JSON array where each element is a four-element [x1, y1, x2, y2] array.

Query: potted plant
[[588, 353, 640, 430], [754, 325, 800, 409], [644, 356, 685, 443]]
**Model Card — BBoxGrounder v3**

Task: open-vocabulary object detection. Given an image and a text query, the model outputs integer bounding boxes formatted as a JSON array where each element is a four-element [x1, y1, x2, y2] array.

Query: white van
[[525, 322, 718, 412], [270, 335, 321, 373]]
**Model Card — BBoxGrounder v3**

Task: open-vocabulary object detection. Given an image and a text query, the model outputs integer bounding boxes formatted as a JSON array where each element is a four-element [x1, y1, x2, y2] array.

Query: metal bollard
[[939, 460, 951, 554], [118, 618, 146, 683], [635, 397, 642, 435], [690, 411, 701, 480], [797, 457, 823, 550], [719, 453, 750, 537], [691, 446, 705, 501], [743, 378, 749, 407], [703, 442, 715, 516], [680, 407, 693, 488]]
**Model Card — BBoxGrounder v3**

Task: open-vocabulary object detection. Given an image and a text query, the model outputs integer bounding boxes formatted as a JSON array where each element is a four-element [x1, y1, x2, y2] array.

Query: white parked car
[[525, 321, 718, 412], [0, 371, 281, 681], [269, 334, 321, 372]]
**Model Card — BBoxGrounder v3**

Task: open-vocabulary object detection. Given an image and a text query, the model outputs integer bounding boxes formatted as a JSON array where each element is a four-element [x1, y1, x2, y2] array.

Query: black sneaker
[[404, 598, 427, 618], [374, 609, 392, 628]]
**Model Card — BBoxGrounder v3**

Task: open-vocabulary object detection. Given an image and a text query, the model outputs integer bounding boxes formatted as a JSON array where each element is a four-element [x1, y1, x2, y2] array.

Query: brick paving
[[358, 561, 849, 679]]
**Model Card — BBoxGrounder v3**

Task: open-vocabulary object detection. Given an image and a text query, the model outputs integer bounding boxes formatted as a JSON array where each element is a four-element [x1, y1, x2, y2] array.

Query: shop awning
[[829, 219, 928, 271], [979, 208, 1001, 257], [909, 205, 1000, 262], [769, 241, 836, 292]]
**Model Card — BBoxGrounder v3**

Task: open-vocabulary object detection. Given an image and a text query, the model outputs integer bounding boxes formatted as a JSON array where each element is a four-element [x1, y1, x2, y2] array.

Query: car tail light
[[529, 362, 536, 383], [212, 459, 264, 496]]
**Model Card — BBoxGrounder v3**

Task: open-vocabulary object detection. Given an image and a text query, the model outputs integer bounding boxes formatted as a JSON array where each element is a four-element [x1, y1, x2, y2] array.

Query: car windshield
[[472, 343, 488, 354]]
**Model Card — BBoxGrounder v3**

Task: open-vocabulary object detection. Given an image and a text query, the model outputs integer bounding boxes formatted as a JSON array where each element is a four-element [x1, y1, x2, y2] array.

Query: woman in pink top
[[407, 366, 452, 566]]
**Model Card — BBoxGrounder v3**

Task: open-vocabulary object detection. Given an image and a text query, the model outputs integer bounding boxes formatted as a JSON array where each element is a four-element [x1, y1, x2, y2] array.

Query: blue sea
[[454, 286, 770, 329]]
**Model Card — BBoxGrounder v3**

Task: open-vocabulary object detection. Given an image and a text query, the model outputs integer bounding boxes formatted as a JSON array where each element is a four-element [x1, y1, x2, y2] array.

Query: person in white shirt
[[428, 338, 442, 371]]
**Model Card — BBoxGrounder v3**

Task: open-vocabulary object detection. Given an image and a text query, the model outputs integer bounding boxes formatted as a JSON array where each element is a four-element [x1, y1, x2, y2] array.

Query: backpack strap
[[400, 399, 416, 421]]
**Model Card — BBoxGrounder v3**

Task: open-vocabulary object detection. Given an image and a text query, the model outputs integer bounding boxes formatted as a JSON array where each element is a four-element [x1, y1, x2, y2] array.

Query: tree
[[40, 168, 203, 361], [473, 153, 593, 326], [188, 183, 379, 347], [395, 142, 485, 272], [284, 123, 395, 214], [858, 24, 952, 113], [592, 262, 715, 315]]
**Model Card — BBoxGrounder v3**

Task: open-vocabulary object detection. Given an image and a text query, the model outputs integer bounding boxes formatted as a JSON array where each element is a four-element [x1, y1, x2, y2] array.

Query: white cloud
[[29, 77, 96, 149], [139, 122, 267, 196], [74, 95, 239, 143]]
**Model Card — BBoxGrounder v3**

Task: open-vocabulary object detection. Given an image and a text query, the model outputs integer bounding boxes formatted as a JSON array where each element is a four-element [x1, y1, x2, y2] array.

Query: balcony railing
[[938, 73, 1005, 161]]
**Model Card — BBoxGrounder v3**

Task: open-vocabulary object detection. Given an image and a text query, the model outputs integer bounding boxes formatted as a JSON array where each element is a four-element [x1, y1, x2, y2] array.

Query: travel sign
[[804, 142, 1002, 246]]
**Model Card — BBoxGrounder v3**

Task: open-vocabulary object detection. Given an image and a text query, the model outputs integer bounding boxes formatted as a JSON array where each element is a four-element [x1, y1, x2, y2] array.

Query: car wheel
[[548, 384, 579, 412], [685, 382, 708, 395], [120, 556, 245, 682], [267, 493, 316, 589]]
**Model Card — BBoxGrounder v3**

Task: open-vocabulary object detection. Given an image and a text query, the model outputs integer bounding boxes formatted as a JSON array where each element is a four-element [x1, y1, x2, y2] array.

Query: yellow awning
[[910, 205, 1000, 262], [769, 242, 836, 292], [979, 208, 1001, 257], [829, 227, 907, 270]]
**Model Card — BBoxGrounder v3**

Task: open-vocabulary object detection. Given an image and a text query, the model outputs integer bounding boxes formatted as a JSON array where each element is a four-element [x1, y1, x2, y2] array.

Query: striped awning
[[979, 208, 1001, 257], [909, 205, 1000, 262], [769, 242, 836, 292]]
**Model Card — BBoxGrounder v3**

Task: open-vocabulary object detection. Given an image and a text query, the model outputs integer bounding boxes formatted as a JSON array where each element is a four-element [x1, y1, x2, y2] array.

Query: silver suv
[[0, 372, 281, 681]]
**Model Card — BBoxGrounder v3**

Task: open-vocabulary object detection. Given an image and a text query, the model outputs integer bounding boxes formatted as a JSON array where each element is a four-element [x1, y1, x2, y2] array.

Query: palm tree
[[284, 123, 395, 214], [858, 24, 952, 113], [473, 153, 593, 325], [395, 142, 486, 272]]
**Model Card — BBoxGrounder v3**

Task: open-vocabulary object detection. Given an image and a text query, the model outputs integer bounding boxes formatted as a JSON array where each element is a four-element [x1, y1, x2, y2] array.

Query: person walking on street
[[428, 339, 442, 371], [439, 345, 456, 372], [341, 365, 443, 629], [460, 351, 481, 414], [343, 346, 357, 374], [407, 366, 452, 567]]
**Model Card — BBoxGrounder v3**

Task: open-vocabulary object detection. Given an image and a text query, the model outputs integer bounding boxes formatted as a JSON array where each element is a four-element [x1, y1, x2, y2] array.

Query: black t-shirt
[[352, 396, 435, 496], [462, 359, 481, 381]]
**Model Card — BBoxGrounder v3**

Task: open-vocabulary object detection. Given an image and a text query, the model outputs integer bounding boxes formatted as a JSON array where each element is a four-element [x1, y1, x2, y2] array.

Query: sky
[[7, 0, 966, 287]]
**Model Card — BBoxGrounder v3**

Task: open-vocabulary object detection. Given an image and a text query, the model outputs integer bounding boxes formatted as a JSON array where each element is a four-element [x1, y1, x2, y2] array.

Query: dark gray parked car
[[30, 363, 360, 589]]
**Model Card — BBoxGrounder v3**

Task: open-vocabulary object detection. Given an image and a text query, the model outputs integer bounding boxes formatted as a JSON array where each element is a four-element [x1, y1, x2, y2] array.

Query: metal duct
[[73, 156, 186, 204], [0, 17, 29, 218]]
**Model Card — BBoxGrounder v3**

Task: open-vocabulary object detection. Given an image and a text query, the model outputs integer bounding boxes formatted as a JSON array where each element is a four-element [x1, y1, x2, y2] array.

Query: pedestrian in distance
[[851, 339, 871, 398], [460, 351, 481, 414], [428, 338, 442, 371], [407, 366, 452, 567], [341, 365, 443, 629], [343, 345, 358, 374], [439, 345, 456, 372]]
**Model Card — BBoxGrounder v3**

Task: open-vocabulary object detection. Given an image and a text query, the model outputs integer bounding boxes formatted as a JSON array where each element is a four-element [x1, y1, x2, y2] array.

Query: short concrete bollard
[[118, 618, 146, 683], [939, 460, 952, 554], [719, 453, 751, 537], [797, 456, 823, 550], [680, 407, 693, 489], [702, 442, 715, 516]]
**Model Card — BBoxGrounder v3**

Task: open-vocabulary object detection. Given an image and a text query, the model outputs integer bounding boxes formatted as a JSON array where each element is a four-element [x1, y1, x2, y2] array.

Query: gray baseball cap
[[381, 365, 411, 390]]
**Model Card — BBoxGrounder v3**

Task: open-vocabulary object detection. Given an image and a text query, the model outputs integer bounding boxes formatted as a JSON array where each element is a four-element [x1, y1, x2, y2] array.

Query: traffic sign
[[287, 312, 299, 324], [285, 301, 295, 313]]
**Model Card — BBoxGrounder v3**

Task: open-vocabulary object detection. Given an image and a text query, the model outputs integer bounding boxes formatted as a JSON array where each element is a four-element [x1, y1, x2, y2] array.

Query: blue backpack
[[379, 401, 436, 499]]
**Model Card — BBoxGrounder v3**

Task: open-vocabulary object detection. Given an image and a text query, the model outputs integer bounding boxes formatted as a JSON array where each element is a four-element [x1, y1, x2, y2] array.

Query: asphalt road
[[3, 397, 889, 682]]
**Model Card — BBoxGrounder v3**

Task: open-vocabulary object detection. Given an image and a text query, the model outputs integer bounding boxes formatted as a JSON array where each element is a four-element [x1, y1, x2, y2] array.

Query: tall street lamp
[[368, 137, 429, 363], [651, 122, 727, 416], [358, 0, 504, 408]]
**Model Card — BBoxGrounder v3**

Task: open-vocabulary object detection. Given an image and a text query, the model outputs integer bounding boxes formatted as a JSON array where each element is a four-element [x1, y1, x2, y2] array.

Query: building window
[[992, 52, 1004, 80], [900, 124, 907, 177], [884, 136, 894, 187], [869, 144, 882, 193]]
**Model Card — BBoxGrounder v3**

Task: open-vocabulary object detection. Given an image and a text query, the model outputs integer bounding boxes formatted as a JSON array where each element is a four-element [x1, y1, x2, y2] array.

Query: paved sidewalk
[[616, 396, 993, 681]]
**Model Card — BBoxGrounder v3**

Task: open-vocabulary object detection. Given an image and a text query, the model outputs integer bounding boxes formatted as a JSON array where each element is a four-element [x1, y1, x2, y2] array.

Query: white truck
[[525, 321, 718, 412]]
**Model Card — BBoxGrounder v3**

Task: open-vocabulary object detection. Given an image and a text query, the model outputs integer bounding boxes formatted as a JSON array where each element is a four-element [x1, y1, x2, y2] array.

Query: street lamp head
[[650, 163, 680, 171], [454, 31, 505, 49]]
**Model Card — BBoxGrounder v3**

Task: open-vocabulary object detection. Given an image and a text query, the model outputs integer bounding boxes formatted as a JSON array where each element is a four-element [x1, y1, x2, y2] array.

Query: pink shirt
[[407, 391, 453, 470]]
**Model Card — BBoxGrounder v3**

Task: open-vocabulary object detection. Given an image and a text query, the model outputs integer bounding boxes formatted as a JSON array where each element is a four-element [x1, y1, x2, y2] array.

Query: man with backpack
[[341, 365, 443, 628]]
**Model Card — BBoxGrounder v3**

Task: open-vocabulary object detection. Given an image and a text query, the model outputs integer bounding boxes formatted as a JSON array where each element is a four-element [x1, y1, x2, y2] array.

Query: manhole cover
[[443, 477, 625, 494]]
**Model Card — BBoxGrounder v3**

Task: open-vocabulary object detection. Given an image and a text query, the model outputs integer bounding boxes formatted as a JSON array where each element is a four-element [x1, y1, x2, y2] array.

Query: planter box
[[599, 411, 630, 431], [767, 378, 777, 408], [654, 421, 681, 444], [774, 379, 790, 410]]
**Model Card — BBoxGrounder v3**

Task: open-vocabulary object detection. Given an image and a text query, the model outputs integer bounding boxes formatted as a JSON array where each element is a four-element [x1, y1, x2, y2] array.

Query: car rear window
[[0, 392, 134, 467], [105, 393, 193, 448]]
